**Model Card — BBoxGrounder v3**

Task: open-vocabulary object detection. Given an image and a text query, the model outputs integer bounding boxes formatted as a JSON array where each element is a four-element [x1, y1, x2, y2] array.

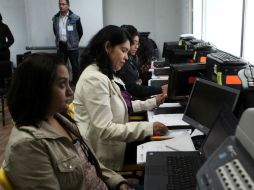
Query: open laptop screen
[[202, 106, 238, 158], [183, 78, 240, 134]]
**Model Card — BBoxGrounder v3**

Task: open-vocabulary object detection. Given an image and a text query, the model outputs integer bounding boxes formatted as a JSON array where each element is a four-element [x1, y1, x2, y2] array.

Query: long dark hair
[[80, 25, 132, 79], [7, 53, 65, 127], [120, 25, 138, 45]]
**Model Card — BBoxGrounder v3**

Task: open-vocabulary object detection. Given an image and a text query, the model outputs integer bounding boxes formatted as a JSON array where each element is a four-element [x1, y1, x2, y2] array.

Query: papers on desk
[[159, 103, 181, 108], [137, 132, 195, 164], [151, 129, 192, 140], [149, 113, 189, 126], [151, 75, 169, 79]]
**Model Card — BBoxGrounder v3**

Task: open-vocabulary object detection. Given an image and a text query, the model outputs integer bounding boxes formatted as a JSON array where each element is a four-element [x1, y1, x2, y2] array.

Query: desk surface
[[147, 103, 188, 126]]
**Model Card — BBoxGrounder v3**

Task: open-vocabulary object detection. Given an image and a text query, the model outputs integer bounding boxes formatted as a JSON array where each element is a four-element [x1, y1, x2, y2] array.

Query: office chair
[[0, 167, 13, 190], [67, 102, 75, 119], [0, 61, 12, 126]]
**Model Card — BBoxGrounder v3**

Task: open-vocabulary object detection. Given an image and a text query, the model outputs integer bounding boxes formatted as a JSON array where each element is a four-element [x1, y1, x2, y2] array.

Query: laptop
[[144, 107, 238, 190], [182, 78, 240, 135]]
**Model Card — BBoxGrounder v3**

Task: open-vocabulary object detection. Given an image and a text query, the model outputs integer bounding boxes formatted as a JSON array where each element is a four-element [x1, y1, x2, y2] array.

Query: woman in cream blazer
[[74, 25, 167, 171]]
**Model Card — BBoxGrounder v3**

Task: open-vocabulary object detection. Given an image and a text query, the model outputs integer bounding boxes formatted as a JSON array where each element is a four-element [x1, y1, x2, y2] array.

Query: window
[[243, 0, 254, 64], [193, 0, 243, 57]]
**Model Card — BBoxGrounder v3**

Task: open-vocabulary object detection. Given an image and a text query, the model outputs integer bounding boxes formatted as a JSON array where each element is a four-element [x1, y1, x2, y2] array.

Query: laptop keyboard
[[166, 155, 198, 190]]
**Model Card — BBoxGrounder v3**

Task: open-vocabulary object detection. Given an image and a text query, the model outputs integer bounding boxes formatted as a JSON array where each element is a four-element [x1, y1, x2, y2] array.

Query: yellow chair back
[[0, 167, 13, 190], [68, 102, 75, 119]]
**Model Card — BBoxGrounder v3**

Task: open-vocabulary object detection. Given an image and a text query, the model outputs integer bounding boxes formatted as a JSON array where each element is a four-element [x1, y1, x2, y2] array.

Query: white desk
[[148, 103, 188, 126], [147, 103, 204, 136]]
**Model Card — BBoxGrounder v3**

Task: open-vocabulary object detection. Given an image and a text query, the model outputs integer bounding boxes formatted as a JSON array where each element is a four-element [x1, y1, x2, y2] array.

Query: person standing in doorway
[[0, 13, 14, 61], [52, 0, 83, 85]]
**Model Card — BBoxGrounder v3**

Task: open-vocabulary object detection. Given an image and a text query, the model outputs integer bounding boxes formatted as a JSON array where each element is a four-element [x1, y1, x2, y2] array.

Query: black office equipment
[[16, 51, 31, 66], [206, 50, 247, 87], [196, 108, 254, 190], [153, 106, 186, 115], [183, 78, 240, 134], [162, 41, 194, 64], [145, 151, 203, 190], [153, 60, 169, 68], [153, 67, 170, 76], [144, 106, 237, 190], [193, 41, 215, 51], [167, 63, 206, 101], [149, 79, 168, 88]]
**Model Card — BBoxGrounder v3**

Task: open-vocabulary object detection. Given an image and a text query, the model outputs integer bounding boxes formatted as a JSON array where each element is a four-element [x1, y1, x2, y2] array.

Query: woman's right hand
[[161, 84, 168, 95], [152, 122, 168, 136], [155, 93, 167, 106]]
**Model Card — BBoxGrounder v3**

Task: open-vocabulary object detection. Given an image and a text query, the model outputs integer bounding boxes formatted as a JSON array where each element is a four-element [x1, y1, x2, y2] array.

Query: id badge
[[67, 25, 74, 31]]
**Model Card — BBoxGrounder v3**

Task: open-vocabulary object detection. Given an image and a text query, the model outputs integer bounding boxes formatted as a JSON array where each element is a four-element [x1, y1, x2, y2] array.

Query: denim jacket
[[3, 114, 126, 190], [52, 10, 83, 50]]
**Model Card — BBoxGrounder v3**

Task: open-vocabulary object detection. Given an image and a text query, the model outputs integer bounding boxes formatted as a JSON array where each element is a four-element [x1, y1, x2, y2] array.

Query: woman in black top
[[0, 13, 14, 61], [119, 25, 167, 99]]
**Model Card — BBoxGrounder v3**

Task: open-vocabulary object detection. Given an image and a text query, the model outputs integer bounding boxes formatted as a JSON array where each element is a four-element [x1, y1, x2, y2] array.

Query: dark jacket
[[52, 10, 83, 50], [120, 55, 162, 99], [0, 22, 14, 50]]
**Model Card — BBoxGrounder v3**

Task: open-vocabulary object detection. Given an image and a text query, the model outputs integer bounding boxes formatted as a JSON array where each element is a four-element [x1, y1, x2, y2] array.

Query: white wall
[[1, 0, 191, 64], [24, 0, 103, 48], [0, 0, 28, 66], [103, 0, 191, 57], [0, 0, 103, 66]]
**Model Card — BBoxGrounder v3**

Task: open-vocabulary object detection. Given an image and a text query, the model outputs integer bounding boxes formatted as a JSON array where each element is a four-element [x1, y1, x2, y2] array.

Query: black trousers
[[0, 49, 10, 88], [0, 48, 10, 61], [57, 41, 80, 84]]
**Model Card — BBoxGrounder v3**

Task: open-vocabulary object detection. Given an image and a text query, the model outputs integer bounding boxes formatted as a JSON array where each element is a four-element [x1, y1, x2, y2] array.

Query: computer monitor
[[183, 78, 240, 134], [162, 41, 179, 58], [167, 63, 206, 101], [162, 41, 193, 64]]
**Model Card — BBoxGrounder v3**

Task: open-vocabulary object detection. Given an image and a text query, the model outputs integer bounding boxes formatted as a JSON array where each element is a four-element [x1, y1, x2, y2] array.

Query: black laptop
[[144, 107, 238, 190]]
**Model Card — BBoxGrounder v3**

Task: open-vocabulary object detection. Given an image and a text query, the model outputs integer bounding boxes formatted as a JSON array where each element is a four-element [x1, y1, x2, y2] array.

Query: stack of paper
[[151, 129, 192, 140], [149, 113, 189, 126], [137, 132, 195, 164]]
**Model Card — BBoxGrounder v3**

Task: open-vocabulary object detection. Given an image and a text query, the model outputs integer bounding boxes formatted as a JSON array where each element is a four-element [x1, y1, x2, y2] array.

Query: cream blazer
[[74, 64, 154, 171]]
